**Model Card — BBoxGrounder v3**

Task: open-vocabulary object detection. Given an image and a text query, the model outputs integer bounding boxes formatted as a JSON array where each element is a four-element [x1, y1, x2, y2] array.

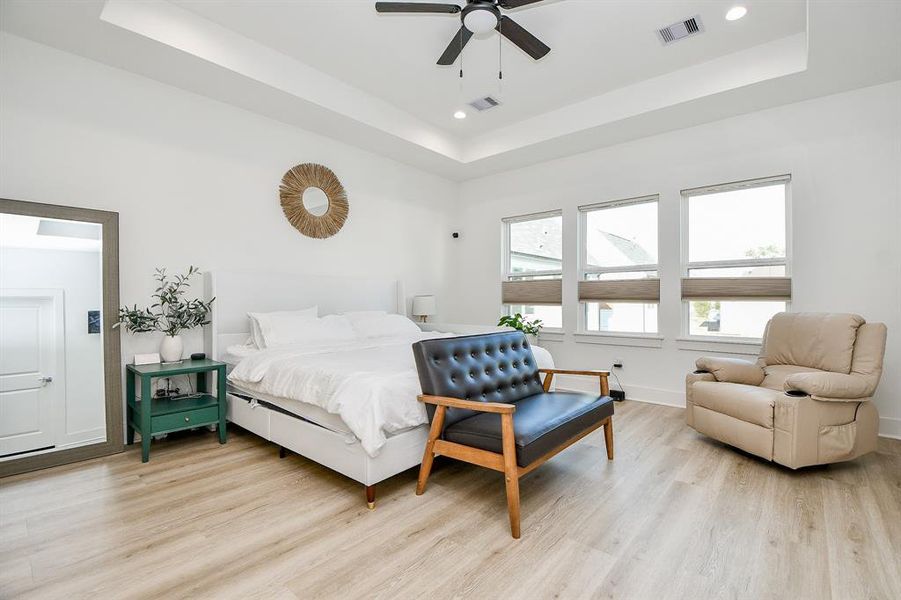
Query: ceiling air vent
[[656, 15, 704, 45], [468, 96, 502, 112]]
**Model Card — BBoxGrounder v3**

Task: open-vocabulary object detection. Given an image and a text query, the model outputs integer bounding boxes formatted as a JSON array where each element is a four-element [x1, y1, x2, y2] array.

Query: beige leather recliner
[[686, 312, 886, 469]]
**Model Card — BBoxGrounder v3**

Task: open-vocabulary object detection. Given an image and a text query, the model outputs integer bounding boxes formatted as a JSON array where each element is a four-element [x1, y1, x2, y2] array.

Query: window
[[579, 196, 659, 334], [502, 211, 563, 329], [682, 176, 791, 339]]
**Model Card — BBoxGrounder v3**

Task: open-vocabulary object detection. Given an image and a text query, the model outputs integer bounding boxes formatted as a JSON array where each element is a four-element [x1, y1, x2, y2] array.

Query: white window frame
[[680, 174, 792, 343], [577, 195, 660, 337], [502, 209, 564, 331]]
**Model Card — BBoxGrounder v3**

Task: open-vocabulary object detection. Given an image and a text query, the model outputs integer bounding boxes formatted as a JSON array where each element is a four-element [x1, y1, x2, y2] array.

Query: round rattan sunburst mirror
[[279, 163, 349, 239]]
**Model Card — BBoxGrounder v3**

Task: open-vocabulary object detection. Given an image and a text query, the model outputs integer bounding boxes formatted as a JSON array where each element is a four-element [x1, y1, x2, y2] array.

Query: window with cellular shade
[[579, 196, 659, 334], [681, 176, 791, 339], [502, 211, 563, 328]]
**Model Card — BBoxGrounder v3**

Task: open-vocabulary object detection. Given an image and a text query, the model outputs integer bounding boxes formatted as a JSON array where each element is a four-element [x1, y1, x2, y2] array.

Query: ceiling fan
[[375, 1, 550, 66]]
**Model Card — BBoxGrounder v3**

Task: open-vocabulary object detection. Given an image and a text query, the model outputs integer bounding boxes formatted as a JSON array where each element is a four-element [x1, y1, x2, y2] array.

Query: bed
[[204, 270, 554, 508]]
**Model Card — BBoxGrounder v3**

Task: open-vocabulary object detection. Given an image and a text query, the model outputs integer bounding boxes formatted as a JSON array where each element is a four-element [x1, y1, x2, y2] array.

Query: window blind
[[578, 279, 660, 302], [681, 277, 792, 300], [501, 279, 562, 305]]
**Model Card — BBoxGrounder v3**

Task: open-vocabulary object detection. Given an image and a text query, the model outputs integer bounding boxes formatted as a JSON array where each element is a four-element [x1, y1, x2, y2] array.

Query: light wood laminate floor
[[2, 401, 900, 599]]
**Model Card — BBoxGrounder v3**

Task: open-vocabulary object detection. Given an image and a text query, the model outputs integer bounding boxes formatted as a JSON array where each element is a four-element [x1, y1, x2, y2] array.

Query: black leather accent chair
[[412, 331, 614, 539]]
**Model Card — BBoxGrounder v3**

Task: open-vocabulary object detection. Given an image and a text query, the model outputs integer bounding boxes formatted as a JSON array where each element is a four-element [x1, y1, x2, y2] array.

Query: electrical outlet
[[613, 358, 624, 368]]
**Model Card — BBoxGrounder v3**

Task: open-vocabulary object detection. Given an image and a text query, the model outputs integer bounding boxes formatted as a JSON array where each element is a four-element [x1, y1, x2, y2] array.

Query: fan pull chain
[[459, 27, 464, 79], [498, 17, 503, 81]]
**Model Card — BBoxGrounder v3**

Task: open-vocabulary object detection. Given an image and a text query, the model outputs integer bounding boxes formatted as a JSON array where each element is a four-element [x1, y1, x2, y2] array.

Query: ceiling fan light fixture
[[463, 7, 499, 34], [375, 1, 550, 66], [725, 6, 747, 21]]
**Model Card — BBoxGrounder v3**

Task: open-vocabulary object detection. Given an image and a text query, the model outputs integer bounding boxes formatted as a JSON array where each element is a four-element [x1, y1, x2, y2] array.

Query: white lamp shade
[[463, 8, 498, 34], [412, 295, 437, 317]]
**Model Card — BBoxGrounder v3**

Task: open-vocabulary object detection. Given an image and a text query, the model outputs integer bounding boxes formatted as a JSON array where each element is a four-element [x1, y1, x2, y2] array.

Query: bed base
[[229, 392, 428, 508], [278, 444, 378, 508]]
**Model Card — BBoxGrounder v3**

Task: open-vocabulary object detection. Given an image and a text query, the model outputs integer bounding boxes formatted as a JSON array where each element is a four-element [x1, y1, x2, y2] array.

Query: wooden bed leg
[[501, 413, 521, 539], [279, 446, 287, 459], [416, 405, 446, 496], [603, 417, 614, 460], [365, 485, 376, 510]]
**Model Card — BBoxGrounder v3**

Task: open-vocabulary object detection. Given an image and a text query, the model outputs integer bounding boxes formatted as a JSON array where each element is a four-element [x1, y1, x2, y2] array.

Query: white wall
[[448, 82, 901, 437], [2, 33, 898, 438], [0, 33, 459, 364], [0, 248, 106, 448]]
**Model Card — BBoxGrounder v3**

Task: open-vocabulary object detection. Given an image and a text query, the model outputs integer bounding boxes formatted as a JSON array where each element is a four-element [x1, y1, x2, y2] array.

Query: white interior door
[[0, 292, 63, 457]]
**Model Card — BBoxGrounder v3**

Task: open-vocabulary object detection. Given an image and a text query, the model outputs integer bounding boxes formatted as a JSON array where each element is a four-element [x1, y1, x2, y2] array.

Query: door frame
[[0, 198, 123, 477]]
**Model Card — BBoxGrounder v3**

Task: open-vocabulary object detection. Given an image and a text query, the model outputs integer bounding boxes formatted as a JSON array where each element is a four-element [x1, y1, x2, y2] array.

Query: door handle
[[38, 375, 53, 385]]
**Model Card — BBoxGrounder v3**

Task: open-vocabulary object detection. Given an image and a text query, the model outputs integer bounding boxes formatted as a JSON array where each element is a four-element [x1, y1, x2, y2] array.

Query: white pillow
[[348, 313, 421, 339], [248, 306, 318, 348], [262, 314, 356, 348]]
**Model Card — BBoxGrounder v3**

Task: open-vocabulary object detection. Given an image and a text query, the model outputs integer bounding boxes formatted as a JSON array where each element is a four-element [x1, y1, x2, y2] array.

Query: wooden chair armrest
[[418, 394, 516, 414], [538, 369, 610, 395], [538, 368, 611, 377]]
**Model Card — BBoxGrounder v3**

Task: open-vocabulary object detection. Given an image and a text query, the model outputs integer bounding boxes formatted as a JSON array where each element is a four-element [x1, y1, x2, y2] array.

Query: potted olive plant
[[115, 266, 214, 362], [497, 313, 543, 346]]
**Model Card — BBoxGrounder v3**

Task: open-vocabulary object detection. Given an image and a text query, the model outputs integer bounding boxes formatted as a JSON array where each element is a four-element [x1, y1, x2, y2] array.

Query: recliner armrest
[[784, 372, 876, 401], [695, 357, 765, 386], [418, 394, 516, 414]]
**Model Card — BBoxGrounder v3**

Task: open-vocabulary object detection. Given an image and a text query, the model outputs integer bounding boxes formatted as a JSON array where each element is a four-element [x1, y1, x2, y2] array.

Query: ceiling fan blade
[[437, 26, 474, 65], [498, 0, 545, 8], [496, 15, 550, 60], [375, 2, 461, 13]]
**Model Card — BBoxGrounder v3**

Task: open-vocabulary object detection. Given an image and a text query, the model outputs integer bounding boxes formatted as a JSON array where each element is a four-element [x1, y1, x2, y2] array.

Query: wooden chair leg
[[603, 417, 614, 460], [416, 406, 446, 495], [365, 485, 376, 510], [501, 413, 521, 539]]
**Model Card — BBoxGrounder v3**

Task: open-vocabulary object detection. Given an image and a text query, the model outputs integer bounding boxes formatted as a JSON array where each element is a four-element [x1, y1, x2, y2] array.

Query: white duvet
[[227, 332, 554, 457]]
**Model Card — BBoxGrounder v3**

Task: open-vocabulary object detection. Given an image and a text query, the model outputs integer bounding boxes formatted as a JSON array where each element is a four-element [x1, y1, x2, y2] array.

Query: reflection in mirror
[[0, 213, 107, 459], [302, 187, 330, 216]]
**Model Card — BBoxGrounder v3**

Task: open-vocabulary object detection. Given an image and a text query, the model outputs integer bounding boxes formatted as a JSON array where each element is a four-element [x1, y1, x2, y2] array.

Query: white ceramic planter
[[526, 333, 539, 347], [159, 334, 184, 363]]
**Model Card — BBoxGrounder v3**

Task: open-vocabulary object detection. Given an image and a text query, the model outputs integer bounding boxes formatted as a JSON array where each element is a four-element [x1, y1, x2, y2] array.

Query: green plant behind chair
[[497, 313, 543, 336]]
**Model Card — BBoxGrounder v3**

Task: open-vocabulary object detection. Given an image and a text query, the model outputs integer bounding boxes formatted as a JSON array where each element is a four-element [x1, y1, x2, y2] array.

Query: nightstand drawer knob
[[184, 416, 190, 422]]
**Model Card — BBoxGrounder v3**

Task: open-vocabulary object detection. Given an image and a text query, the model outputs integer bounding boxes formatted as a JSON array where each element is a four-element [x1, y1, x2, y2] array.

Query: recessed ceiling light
[[725, 6, 747, 21], [454, 110, 467, 120]]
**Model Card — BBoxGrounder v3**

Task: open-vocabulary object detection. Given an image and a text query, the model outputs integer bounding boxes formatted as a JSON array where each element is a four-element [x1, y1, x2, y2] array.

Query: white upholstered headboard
[[204, 270, 405, 360]]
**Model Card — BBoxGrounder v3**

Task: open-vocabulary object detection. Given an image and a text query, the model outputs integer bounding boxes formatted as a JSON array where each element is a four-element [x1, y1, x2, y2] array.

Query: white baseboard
[[615, 385, 684, 408], [555, 376, 684, 407], [558, 378, 900, 440], [879, 417, 901, 440]]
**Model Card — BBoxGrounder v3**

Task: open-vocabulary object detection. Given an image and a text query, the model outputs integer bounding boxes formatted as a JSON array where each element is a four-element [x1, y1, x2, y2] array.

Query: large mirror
[[0, 199, 122, 476]]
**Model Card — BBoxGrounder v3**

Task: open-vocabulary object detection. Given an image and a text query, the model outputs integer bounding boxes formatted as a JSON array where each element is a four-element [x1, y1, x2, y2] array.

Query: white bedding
[[227, 332, 555, 457]]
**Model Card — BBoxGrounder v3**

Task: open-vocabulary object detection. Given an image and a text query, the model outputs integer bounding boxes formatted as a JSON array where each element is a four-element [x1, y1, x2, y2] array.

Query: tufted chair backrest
[[412, 331, 544, 428]]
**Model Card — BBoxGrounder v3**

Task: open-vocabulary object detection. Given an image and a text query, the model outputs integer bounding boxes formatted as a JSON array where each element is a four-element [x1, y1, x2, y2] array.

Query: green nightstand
[[126, 359, 227, 462]]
